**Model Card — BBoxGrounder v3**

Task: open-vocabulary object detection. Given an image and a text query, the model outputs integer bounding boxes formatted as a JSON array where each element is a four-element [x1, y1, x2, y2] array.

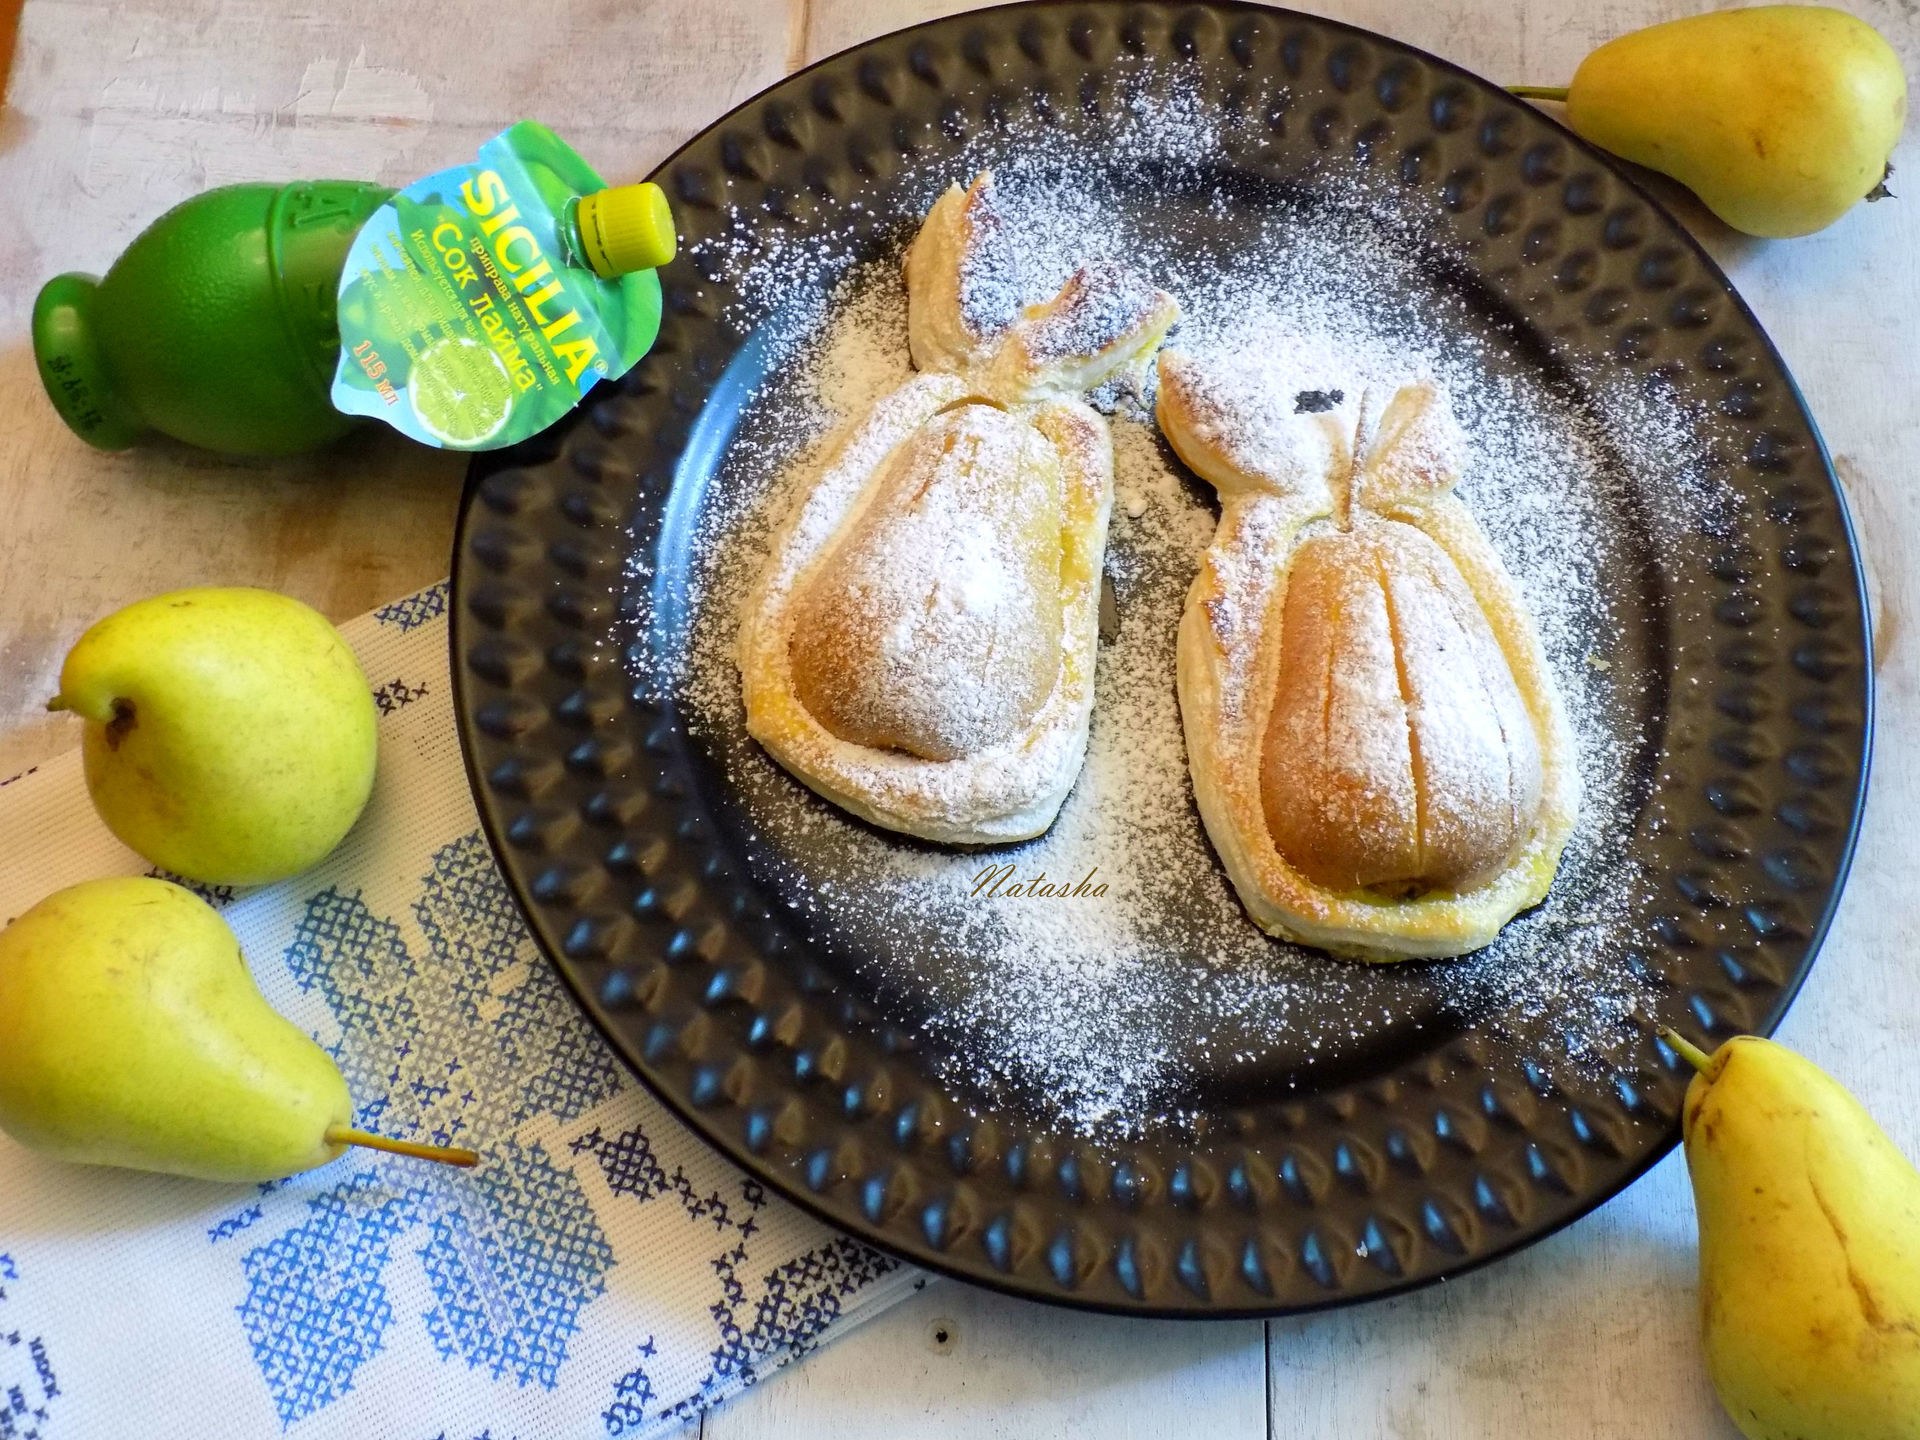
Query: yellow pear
[[50, 587, 378, 886], [1670, 1030, 1920, 1438], [1523, 7, 1906, 238], [0, 877, 474, 1182]]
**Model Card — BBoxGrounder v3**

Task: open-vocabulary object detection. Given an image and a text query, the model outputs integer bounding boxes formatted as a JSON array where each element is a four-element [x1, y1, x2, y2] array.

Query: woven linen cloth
[[0, 581, 924, 1439]]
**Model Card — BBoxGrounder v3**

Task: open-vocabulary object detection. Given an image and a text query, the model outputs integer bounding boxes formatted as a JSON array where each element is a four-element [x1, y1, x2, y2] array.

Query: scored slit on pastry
[[1159, 348, 1578, 960], [739, 173, 1179, 843]]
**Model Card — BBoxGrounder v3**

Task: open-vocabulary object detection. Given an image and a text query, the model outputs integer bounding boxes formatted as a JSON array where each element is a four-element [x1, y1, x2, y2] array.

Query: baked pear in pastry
[[1158, 349, 1578, 960], [787, 399, 1065, 762], [739, 173, 1178, 843]]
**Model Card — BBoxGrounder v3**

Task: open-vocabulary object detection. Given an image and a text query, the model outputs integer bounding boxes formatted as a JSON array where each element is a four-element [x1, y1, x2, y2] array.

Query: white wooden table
[[1, 1, 1915, 1434]]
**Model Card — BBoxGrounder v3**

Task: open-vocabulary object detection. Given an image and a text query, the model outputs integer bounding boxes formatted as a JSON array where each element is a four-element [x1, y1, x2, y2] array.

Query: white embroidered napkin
[[0, 581, 924, 1439]]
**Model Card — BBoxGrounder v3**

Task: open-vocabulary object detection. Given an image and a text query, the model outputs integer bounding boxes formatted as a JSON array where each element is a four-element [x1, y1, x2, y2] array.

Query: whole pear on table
[[0, 877, 474, 1181], [1521, 6, 1906, 237], [1671, 1030, 1920, 1438], [50, 587, 378, 886]]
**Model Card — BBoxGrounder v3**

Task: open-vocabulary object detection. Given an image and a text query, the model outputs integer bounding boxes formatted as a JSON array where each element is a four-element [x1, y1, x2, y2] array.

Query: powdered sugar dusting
[[790, 404, 1060, 761], [636, 64, 1740, 1137], [1020, 259, 1166, 364], [954, 174, 1023, 341]]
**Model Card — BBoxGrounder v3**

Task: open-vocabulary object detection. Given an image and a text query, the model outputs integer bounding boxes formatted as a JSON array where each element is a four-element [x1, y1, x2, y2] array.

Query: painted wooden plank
[[1268, 1154, 1729, 1436], [710, 1277, 1269, 1439]]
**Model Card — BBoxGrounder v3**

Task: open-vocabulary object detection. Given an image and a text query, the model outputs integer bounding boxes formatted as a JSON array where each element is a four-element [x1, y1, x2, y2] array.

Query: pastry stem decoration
[[739, 173, 1177, 844], [1158, 350, 1578, 959]]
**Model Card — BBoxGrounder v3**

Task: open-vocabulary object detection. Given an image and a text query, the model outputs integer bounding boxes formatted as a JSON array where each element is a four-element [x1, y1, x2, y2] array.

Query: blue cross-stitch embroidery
[[568, 1126, 669, 1204], [208, 1205, 265, 1243], [238, 1171, 417, 1418], [371, 677, 430, 714], [599, 1338, 657, 1438], [573, 1124, 901, 1434], [142, 867, 237, 908], [221, 832, 627, 1426], [572, 1127, 767, 1243], [650, 1235, 898, 1429], [372, 582, 449, 632], [0, 1255, 60, 1440]]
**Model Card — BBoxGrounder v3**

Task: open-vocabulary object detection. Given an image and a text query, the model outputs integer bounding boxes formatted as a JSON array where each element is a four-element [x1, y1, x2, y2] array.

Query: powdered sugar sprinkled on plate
[[634, 66, 1738, 1138]]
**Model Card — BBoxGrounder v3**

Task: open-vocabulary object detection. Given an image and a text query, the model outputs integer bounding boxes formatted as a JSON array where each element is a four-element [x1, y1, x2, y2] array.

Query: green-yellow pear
[[0, 877, 475, 1182], [50, 587, 378, 886], [1670, 1030, 1920, 1438], [1519, 7, 1907, 238]]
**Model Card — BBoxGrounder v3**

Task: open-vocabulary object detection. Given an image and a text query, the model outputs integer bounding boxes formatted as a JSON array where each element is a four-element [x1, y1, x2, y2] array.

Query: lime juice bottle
[[35, 181, 394, 455], [33, 122, 675, 457]]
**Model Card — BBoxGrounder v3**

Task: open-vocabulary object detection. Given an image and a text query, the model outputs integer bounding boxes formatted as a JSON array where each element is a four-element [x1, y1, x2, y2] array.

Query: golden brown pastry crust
[[989, 260, 1182, 404], [787, 401, 1067, 762], [741, 378, 1112, 841], [1159, 349, 1578, 960], [739, 173, 1177, 843], [1260, 519, 1544, 894], [902, 173, 1022, 375]]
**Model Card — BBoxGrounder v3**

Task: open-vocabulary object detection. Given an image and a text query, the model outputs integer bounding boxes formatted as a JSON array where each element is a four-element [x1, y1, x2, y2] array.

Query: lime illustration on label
[[331, 120, 674, 451]]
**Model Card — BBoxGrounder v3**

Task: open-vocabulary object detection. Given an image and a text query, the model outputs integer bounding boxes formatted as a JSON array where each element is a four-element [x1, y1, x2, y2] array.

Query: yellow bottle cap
[[576, 182, 677, 278]]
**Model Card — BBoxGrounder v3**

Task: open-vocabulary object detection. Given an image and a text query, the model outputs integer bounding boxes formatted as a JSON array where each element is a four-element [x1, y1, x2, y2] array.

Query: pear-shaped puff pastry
[[739, 173, 1178, 843], [1158, 349, 1578, 959]]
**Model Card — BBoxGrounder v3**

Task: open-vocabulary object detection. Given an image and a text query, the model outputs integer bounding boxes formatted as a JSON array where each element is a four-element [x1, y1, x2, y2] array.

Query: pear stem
[[1660, 1027, 1716, 1076], [45, 694, 71, 713], [1507, 84, 1571, 103], [326, 1125, 479, 1168]]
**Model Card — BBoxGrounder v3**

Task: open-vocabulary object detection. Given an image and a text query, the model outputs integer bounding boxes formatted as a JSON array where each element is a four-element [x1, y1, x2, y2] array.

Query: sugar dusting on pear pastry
[[1159, 348, 1578, 959], [788, 401, 1066, 761], [672, 82, 1736, 1128], [0, 878, 475, 1182], [1262, 519, 1544, 894], [739, 171, 1178, 843]]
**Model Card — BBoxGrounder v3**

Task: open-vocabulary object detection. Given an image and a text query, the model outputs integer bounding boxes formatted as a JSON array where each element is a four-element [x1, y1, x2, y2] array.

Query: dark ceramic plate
[[451, 2, 1871, 1315]]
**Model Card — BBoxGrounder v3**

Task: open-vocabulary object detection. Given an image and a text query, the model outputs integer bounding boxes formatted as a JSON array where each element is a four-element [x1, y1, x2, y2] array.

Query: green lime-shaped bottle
[[34, 181, 396, 456]]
